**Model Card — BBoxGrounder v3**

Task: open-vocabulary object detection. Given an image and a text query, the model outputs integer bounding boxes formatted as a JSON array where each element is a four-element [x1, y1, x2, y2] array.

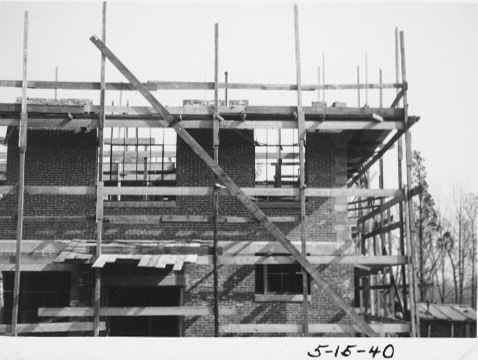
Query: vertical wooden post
[[379, 153, 385, 314], [356, 65, 361, 107], [11, 11, 29, 337], [294, 4, 308, 337], [357, 179, 365, 335], [395, 27, 407, 318], [321, 53, 325, 103], [366, 172, 376, 318], [400, 30, 420, 337], [380, 68, 392, 315], [365, 53, 369, 105], [94, 1, 107, 337], [378, 66, 388, 315], [317, 66, 320, 101], [212, 22, 220, 338], [224, 71, 228, 106], [378, 69, 386, 316], [360, 208, 367, 322], [360, 173, 372, 327], [378, 148, 393, 317], [54, 66, 58, 100]]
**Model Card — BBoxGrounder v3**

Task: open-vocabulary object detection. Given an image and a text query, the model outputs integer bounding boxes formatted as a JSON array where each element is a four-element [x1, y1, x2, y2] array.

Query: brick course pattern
[[0, 129, 97, 239], [0, 128, 354, 336]]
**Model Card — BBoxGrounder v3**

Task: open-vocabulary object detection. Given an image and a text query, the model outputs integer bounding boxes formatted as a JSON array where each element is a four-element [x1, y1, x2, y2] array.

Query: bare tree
[[433, 205, 452, 303], [447, 186, 478, 305], [464, 193, 477, 308], [411, 151, 441, 301]]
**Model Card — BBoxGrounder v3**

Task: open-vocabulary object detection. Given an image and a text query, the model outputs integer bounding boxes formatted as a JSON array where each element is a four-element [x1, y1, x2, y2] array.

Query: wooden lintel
[[220, 323, 410, 334], [0, 322, 106, 334], [38, 306, 235, 317]]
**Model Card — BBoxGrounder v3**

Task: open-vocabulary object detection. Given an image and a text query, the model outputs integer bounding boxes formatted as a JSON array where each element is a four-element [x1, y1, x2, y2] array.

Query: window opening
[[254, 129, 301, 201], [255, 264, 310, 295], [104, 127, 177, 202], [2, 272, 70, 325]]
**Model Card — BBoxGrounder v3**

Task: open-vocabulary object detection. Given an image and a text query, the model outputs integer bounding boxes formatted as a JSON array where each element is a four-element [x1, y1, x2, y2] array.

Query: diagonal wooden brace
[[89, 35, 378, 337]]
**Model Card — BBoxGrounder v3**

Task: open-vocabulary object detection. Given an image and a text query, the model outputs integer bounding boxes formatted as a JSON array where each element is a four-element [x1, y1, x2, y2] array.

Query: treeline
[[410, 150, 477, 307]]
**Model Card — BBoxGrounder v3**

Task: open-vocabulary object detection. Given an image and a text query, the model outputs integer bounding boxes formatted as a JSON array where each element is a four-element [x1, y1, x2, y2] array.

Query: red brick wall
[[0, 128, 97, 240], [178, 131, 354, 336], [183, 263, 354, 337], [0, 127, 354, 336]]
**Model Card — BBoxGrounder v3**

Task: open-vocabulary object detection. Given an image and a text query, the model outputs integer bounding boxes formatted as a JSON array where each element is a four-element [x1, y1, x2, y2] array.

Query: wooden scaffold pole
[[11, 11, 29, 337], [400, 30, 420, 337], [94, 1, 107, 337], [212, 22, 220, 337], [395, 27, 407, 318], [293, 4, 309, 336]]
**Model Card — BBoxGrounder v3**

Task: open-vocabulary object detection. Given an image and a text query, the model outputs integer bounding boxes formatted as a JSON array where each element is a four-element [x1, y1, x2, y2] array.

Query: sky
[[0, 1, 477, 208]]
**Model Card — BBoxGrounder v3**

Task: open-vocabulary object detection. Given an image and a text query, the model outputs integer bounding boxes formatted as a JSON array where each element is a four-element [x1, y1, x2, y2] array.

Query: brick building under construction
[[0, 5, 422, 337]]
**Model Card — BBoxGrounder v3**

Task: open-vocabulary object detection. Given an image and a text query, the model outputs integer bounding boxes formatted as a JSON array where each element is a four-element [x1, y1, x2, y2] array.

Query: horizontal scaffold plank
[[220, 240, 354, 256], [0, 185, 17, 195], [0, 101, 404, 118], [0, 103, 89, 114], [0, 240, 69, 254], [103, 187, 402, 198], [25, 186, 96, 195], [0, 240, 353, 257], [102, 275, 187, 287], [0, 186, 96, 195], [0, 263, 74, 271], [106, 215, 299, 224], [38, 306, 235, 317], [0, 79, 402, 91], [0, 118, 405, 131], [220, 323, 410, 334], [196, 255, 407, 266], [95, 104, 404, 120], [0, 322, 106, 334]]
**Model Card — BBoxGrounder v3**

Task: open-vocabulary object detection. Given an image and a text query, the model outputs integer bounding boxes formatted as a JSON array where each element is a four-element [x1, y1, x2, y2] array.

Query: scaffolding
[[0, 4, 422, 337]]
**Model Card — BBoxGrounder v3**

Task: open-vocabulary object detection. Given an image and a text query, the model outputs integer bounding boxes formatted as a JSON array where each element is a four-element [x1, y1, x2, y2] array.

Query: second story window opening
[[255, 264, 311, 296], [103, 127, 177, 202], [254, 129, 301, 201]]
